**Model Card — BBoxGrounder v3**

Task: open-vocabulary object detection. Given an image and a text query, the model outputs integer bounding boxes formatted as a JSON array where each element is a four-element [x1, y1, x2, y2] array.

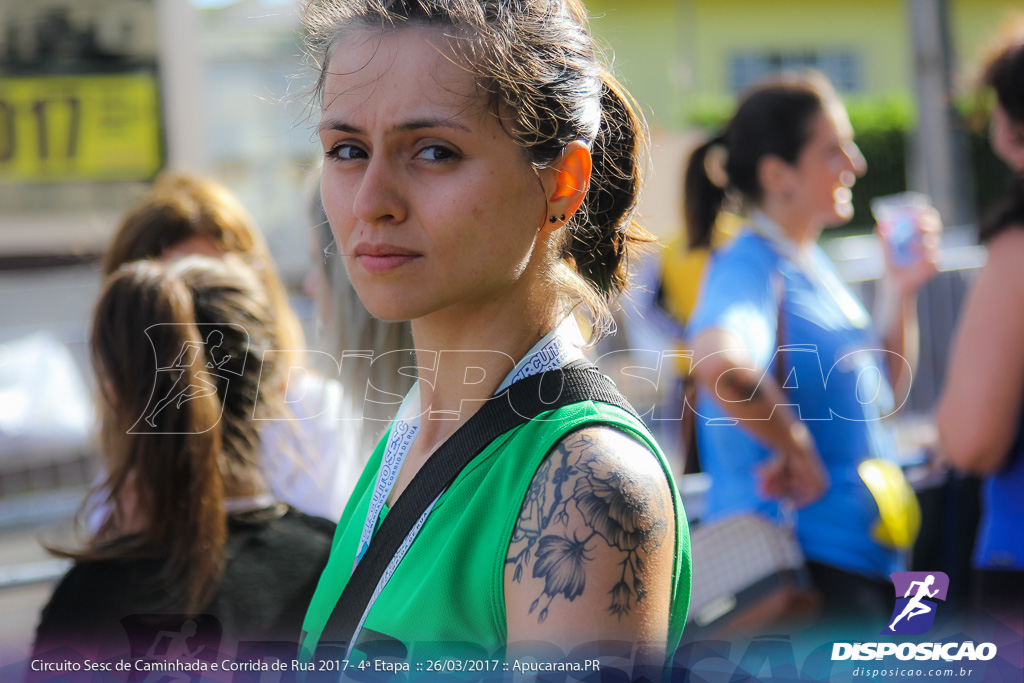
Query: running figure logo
[[130, 324, 248, 434], [140, 620, 205, 683], [884, 571, 950, 635]]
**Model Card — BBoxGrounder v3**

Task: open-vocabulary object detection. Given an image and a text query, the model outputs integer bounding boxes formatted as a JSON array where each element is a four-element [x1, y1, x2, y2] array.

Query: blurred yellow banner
[[0, 73, 163, 183]]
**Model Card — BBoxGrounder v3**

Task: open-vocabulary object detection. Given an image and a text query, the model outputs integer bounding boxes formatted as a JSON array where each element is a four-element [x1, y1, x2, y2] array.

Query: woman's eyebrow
[[319, 117, 472, 134], [392, 117, 471, 133]]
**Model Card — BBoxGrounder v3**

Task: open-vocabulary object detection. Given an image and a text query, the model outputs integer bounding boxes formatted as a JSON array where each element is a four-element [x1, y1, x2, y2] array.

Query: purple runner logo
[[883, 571, 949, 635]]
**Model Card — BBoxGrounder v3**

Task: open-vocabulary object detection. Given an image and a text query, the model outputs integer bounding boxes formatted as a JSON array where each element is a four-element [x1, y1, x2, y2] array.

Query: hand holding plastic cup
[[870, 192, 934, 268]]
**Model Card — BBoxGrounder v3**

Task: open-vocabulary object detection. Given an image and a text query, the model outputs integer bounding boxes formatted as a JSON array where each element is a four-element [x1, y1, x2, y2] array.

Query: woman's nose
[[845, 141, 868, 177], [352, 156, 407, 225]]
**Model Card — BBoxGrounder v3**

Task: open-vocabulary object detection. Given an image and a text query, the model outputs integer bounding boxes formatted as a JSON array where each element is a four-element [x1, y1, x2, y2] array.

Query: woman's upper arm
[[690, 327, 760, 395], [504, 425, 676, 663], [936, 228, 1024, 474], [688, 252, 777, 363]]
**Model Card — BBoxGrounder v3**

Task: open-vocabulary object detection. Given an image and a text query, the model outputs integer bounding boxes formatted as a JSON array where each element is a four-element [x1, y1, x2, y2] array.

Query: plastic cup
[[870, 192, 932, 268]]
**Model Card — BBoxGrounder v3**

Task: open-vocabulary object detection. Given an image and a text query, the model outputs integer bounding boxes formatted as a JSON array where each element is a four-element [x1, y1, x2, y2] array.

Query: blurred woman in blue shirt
[[684, 72, 939, 626]]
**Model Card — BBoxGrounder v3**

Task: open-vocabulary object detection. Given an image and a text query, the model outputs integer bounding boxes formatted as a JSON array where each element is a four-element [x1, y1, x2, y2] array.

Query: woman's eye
[[327, 143, 367, 161], [415, 145, 458, 162]]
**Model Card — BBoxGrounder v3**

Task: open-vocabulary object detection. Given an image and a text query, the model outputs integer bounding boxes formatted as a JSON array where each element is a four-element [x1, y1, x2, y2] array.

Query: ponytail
[[570, 77, 655, 298], [88, 263, 227, 613], [60, 257, 277, 615], [144, 275, 226, 615], [683, 136, 728, 250], [547, 76, 655, 338]]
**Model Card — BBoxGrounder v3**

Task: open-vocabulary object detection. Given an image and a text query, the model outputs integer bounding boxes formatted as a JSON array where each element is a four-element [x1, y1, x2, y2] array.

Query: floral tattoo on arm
[[506, 431, 670, 622]]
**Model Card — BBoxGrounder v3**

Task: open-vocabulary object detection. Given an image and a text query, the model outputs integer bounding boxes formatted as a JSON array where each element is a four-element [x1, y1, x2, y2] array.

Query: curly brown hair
[[104, 173, 306, 358]]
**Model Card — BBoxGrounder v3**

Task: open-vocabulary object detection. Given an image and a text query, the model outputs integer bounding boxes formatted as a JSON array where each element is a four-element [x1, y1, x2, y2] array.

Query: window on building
[[730, 49, 861, 93]]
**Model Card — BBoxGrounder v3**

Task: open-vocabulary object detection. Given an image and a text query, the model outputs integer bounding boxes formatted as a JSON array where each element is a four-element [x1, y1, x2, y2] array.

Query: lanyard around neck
[[354, 315, 586, 568], [344, 317, 586, 656], [748, 210, 813, 264], [747, 211, 869, 329]]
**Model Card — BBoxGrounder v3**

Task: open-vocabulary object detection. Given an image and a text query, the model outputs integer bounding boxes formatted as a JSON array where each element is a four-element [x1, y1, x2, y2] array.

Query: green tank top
[[299, 400, 691, 664]]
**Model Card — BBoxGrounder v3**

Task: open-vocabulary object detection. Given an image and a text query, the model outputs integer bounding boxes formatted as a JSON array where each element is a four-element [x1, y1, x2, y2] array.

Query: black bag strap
[[774, 275, 788, 388], [314, 360, 637, 657]]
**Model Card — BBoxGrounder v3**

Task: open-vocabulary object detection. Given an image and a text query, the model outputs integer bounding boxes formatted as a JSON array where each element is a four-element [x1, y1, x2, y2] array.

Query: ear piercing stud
[[540, 214, 568, 231]]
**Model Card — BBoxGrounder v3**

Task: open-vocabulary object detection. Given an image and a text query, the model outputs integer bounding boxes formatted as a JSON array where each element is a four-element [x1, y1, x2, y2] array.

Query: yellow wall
[[587, 0, 680, 127], [691, 0, 908, 98], [583, 0, 1024, 129]]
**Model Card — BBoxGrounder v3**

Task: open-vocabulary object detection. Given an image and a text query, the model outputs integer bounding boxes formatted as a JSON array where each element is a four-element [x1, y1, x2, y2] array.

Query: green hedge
[[845, 99, 912, 230]]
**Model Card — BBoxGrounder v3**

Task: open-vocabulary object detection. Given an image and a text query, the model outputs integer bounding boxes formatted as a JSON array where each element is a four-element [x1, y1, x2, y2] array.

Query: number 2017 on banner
[[0, 74, 162, 183], [0, 96, 81, 163]]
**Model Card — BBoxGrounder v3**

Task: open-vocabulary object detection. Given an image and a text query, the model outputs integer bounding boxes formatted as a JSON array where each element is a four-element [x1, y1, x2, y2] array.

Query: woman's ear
[[757, 154, 796, 203], [102, 377, 119, 409], [1008, 119, 1024, 168], [538, 142, 592, 233]]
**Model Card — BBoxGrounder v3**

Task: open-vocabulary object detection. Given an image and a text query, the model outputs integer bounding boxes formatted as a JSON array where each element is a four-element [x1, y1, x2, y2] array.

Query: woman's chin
[[365, 306, 416, 323], [356, 296, 419, 324], [825, 201, 855, 226]]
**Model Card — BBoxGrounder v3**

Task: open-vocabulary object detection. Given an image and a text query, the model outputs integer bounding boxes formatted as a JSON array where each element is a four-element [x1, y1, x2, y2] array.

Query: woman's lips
[[352, 243, 421, 273], [356, 253, 420, 272]]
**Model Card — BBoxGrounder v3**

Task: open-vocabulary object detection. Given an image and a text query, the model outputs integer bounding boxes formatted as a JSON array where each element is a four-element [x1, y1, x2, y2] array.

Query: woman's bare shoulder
[[504, 425, 675, 652]]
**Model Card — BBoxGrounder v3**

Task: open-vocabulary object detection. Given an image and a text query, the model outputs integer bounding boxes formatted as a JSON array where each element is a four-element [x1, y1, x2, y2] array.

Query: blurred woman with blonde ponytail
[[32, 257, 334, 660], [102, 173, 361, 520]]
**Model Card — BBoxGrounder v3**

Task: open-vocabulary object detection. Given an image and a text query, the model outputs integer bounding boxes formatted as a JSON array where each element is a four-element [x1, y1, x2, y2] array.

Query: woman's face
[[317, 27, 550, 323], [788, 104, 867, 226], [991, 103, 1024, 173]]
